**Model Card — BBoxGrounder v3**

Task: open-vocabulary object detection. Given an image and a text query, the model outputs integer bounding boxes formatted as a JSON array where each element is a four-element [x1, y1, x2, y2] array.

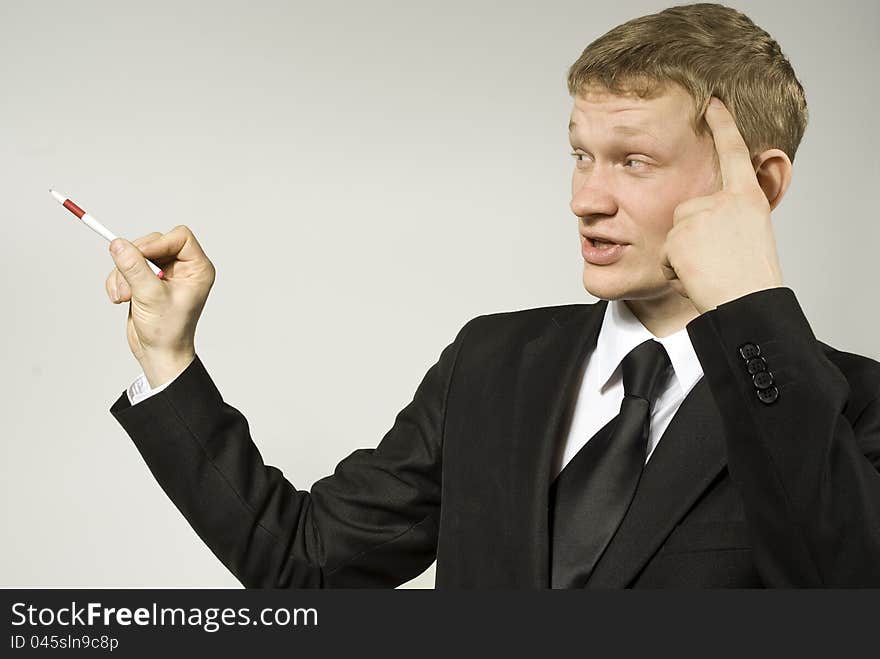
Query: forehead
[[568, 83, 695, 147]]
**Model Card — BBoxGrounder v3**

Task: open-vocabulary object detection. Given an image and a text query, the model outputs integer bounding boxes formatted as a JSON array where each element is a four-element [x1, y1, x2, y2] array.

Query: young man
[[107, 3, 880, 587]]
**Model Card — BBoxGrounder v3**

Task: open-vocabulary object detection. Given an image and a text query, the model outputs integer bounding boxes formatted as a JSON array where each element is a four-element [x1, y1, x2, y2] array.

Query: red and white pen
[[49, 189, 164, 279]]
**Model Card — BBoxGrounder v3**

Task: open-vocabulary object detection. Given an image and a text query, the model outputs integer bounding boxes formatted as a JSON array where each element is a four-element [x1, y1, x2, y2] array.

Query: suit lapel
[[508, 302, 606, 587], [506, 302, 729, 589], [584, 377, 728, 588]]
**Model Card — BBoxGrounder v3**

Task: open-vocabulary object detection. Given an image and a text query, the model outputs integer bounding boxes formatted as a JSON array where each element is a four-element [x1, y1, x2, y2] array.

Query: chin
[[582, 266, 666, 302], [582, 275, 629, 301]]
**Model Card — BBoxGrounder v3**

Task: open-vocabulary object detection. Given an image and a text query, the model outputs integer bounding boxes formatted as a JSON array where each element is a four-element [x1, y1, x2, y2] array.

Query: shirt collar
[[594, 299, 704, 397]]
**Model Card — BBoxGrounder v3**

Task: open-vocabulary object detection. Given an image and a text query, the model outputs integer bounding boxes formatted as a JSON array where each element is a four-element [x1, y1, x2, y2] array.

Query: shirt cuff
[[127, 371, 179, 406]]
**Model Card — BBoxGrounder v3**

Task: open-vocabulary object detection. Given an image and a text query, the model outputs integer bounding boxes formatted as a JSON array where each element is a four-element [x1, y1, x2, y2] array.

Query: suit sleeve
[[109, 318, 477, 588], [686, 286, 880, 586]]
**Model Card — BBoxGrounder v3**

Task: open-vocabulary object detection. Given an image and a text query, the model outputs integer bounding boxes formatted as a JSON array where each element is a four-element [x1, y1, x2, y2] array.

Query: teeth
[[590, 239, 616, 249]]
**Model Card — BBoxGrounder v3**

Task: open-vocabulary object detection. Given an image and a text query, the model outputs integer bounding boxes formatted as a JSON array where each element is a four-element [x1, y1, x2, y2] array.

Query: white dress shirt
[[552, 299, 704, 479], [126, 371, 177, 406], [125, 301, 705, 476]]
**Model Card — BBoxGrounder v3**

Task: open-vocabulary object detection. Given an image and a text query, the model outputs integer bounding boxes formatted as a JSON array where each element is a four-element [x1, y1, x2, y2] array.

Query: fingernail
[[111, 285, 119, 302], [710, 97, 722, 108], [111, 240, 124, 255]]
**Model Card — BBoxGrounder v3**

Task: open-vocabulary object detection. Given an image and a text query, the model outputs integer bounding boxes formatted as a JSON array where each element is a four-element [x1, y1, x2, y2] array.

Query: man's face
[[569, 82, 721, 302]]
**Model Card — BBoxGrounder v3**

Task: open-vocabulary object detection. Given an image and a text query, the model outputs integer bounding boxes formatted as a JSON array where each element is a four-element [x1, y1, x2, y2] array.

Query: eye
[[570, 152, 649, 169]]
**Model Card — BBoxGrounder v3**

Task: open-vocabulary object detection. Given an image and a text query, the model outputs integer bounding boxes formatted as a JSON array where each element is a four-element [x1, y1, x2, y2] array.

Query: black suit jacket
[[109, 287, 880, 587]]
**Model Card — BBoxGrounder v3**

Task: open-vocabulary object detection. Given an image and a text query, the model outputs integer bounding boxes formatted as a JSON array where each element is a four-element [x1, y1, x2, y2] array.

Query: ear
[[751, 148, 792, 211]]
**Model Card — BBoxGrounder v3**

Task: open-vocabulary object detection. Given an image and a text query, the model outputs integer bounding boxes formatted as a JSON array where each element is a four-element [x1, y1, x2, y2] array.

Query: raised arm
[[105, 225, 475, 586]]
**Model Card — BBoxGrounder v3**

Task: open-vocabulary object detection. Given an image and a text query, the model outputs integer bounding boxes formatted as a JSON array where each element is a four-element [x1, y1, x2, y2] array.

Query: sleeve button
[[746, 357, 767, 374], [739, 343, 761, 360], [753, 371, 774, 389], [757, 386, 779, 404]]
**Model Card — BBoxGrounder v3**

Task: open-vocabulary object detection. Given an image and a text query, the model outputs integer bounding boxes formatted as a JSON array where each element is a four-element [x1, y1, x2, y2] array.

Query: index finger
[[704, 97, 757, 192], [138, 225, 208, 264]]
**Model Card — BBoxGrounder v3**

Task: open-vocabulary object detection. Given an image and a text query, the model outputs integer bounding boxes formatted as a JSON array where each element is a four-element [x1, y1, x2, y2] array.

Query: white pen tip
[[49, 189, 66, 204]]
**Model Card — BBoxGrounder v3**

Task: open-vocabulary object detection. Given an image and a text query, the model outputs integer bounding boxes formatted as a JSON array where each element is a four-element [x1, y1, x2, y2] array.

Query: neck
[[623, 290, 702, 338]]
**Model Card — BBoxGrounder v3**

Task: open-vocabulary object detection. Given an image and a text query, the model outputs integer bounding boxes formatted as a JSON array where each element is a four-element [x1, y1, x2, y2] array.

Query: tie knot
[[621, 339, 671, 403]]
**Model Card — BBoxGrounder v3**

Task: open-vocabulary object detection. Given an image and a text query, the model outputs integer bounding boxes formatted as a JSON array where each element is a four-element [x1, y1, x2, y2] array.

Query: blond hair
[[567, 3, 808, 162]]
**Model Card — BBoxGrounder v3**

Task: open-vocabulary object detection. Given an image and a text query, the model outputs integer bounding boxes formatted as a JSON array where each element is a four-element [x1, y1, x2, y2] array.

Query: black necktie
[[549, 338, 671, 589]]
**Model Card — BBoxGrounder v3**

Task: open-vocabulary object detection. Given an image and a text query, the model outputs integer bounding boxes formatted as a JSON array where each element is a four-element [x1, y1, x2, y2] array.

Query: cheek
[[623, 188, 679, 247]]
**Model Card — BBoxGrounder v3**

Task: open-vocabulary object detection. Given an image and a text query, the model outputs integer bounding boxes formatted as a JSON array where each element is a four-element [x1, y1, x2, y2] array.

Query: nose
[[570, 166, 618, 219]]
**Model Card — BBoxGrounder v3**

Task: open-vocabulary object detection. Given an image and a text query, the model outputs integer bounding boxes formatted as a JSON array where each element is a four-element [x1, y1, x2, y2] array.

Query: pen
[[49, 189, 164, 279]]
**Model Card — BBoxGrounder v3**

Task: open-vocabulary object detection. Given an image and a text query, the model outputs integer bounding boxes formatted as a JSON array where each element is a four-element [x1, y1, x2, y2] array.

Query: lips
[[581, 236, 628, 265], [587, 238, 619, 247], [581, 233, 628, 246]]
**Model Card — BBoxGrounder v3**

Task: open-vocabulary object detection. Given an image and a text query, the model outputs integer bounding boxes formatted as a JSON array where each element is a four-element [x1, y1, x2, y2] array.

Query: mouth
[[583, 236, 628, 249], [581, 235, 628, 265], [587, 238, 619, 249]]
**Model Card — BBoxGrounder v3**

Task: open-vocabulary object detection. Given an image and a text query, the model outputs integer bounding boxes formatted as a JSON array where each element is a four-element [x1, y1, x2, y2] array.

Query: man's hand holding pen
[[105, 226, 216, 388]]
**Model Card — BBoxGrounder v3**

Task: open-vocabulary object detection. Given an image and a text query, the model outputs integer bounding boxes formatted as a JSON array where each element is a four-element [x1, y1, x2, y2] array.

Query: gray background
[[2, 0, 877, 588]]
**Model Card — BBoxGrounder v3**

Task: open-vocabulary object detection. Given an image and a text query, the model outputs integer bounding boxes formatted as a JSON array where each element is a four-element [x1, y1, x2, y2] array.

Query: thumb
[[109, 238, 161, 294]]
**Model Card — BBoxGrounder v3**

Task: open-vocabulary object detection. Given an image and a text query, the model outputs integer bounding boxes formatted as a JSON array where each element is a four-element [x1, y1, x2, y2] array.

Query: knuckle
[[748, 189, 770, 208], [134, 232, 163, 246], [673, 201, 693, 219]]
